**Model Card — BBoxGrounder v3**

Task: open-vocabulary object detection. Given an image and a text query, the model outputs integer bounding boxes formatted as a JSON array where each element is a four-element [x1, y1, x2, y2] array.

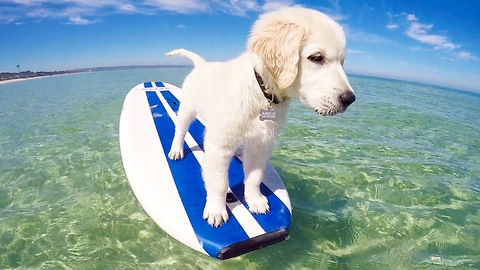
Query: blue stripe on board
[[144, 82, 153, 88], [159, 88, 291, 233], [155, 81, 165, 87], [145, 90, 249, 258]]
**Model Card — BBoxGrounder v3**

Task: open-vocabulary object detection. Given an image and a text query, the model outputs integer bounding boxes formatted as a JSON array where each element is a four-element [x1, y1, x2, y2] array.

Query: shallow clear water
[[0, 68, 479, 269]]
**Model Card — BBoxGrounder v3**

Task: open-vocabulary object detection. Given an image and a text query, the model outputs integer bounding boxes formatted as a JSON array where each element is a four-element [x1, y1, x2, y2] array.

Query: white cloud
[[409, 46, 431, 52], [208, 0, 294, 16], [406, 14, 418, 21], [402, 14, 478, 62], [384, 13, 476, 62], [2, 0, 140, 24], [1, 0, 299, 24], [143, 0, 209, 14], [385, 13, 399, 30], [68, 16, 98, 25], [327, 0, 340, 11], [348, 49, 368, 54], [118, 3, 136, 12], [26, 7, 55, 19], [386, 24, 398, 30], [406, 21, 460, 51], [457, 51, 478, 61], [261, 0, 295, 12], [209, 0, 257, 16]]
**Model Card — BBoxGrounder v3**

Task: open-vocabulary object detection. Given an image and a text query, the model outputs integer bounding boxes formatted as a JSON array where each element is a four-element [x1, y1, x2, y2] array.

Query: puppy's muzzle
[[339, 91, 356, 108]]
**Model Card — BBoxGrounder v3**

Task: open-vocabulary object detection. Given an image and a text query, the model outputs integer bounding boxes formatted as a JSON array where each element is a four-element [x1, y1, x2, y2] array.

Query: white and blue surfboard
[[119, 81, 292, 260]]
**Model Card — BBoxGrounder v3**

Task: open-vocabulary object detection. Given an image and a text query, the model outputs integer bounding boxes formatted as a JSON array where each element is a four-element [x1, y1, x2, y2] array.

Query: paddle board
[[119, 81, 292, 260]]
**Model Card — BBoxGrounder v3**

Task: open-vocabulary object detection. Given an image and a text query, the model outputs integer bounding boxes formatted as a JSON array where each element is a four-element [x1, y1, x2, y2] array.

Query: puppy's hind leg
[[168, 104, 195, 160], [243, 141, 273, 214]]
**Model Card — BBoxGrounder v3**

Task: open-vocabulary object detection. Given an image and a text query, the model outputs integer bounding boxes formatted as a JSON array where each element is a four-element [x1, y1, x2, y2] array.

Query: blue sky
[[1, 0, 479, 92]]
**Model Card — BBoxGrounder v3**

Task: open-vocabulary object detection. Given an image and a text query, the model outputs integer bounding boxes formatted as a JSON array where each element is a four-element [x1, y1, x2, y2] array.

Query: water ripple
[[0, 70, 479, 269]]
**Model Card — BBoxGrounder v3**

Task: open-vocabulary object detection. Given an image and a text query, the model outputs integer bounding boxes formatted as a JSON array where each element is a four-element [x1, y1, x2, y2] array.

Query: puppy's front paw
[[246, 194, 270, 214], [203, 199, 229, 227], [168, 147, 184, 160]]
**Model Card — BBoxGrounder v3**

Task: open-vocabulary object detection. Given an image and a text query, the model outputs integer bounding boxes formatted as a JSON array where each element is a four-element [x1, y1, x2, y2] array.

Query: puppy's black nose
[[339, 92, 356, 107]]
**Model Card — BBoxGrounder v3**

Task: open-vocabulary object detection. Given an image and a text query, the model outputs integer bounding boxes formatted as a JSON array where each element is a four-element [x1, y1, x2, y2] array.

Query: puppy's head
[[248, 7, 355, 116]]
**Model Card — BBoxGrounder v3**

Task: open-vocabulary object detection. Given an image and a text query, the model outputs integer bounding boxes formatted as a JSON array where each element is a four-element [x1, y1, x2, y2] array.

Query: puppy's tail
[[166, 49, 206, 66]]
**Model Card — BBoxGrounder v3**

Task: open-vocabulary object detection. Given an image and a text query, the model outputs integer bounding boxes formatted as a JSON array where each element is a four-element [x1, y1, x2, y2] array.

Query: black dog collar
[[254, 69, 283, 105]]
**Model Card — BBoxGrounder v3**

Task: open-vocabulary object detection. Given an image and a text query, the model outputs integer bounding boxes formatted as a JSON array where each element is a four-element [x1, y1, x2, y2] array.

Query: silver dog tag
[[259, 108, 278, 121]]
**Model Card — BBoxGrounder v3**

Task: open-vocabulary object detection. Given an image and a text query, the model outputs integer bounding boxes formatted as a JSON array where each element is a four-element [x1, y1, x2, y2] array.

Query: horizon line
[[1, 64, 478, 94]]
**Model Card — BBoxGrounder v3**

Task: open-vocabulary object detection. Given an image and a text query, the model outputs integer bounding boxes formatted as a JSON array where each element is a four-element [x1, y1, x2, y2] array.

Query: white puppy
[[166, 7, 355, 227]]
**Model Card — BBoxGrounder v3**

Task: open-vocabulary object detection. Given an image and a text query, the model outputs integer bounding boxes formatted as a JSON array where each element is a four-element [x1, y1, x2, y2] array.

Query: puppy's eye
[[307, 54, 326, 65]]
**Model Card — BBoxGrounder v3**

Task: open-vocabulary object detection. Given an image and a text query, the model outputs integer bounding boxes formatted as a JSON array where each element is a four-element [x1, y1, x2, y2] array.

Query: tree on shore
[[16, 65, 20, 73]]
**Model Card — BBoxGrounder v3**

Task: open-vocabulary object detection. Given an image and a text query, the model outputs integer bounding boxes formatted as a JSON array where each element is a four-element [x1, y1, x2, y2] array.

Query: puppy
[[166, 7, 355, 227]]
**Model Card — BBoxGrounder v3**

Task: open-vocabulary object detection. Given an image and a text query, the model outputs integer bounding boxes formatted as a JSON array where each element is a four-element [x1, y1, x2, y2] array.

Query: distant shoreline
[[0, 65, 191, 85], [0, 73, 73, 85], [0, 71, 83, 85]]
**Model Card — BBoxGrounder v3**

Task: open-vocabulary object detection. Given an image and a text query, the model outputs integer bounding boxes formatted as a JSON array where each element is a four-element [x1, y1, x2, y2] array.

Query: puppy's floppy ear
[[248, 21, 305, 90]]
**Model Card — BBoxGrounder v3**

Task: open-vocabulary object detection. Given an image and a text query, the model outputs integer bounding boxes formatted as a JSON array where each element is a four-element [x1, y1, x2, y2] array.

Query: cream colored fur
[[166, 7, 355, 227]]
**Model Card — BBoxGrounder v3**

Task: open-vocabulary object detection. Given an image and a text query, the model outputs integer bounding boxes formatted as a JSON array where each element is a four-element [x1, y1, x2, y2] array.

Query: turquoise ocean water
[[0, 67, 479, 269]]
